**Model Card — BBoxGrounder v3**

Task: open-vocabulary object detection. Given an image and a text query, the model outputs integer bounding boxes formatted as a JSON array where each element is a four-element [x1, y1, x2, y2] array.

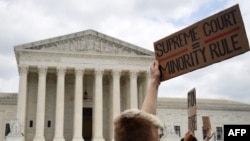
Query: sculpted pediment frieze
[[23, 30, 153, 56]]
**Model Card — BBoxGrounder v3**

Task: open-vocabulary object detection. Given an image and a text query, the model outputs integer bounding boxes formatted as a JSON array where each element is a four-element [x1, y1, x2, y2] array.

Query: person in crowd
[[180, 130, 198, 141], [114, 60, 196, 141], [180, 129, 215, 141]]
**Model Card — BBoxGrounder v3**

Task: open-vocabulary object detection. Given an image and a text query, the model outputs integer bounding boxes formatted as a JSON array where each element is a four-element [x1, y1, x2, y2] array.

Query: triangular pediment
[[15, 29, 154, 56]]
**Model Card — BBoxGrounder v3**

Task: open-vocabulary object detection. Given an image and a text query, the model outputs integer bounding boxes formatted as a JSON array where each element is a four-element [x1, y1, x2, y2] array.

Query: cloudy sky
[[1, 0, 250, 104]]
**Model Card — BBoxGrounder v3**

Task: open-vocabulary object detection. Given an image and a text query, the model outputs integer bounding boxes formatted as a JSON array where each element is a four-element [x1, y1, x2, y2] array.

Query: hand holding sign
[[188, 88, 197, 133], [154, 4, 249, 82]]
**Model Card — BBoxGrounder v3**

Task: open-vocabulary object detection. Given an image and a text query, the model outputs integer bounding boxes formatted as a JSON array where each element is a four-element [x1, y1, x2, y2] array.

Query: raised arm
[[141, 60, 161, 115], [204, 130, 215, 141], [181, 130, 197, 141]]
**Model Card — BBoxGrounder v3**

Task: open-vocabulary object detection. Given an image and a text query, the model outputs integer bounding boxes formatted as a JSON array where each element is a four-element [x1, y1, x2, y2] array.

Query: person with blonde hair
[[114, 60, 162, 141], [114, 60, 196, 141]]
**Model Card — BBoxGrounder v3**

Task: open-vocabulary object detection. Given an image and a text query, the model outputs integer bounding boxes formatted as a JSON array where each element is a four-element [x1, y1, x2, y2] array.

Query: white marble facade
[[1, 30, 250, 141], [2, 93, 250, 141], [157, 98, 250, 141], [13, 30, 153, 141]]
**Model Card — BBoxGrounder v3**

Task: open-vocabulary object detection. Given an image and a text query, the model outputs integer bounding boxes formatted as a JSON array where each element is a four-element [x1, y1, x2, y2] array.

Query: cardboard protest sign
[[202, 116, 211, 131], [188, 88, 197, 132], [154, 4, 250, 81]]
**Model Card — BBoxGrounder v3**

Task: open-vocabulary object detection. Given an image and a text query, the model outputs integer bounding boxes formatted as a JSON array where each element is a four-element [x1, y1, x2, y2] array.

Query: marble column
[[53, 67, 66, 141], [34, 66, 47, 141], [111, 69, 121, 140], [129, 70, 138, 108], [92, 69, 104, 141], [72, 69, 84, 141], [16, 65, 28, 134]]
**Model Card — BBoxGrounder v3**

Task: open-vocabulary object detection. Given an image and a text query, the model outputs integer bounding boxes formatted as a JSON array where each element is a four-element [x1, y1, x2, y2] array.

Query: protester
[[180, 129, 215, 141], [114, 60, 162, 141], [114, 60, 196, 141], [180, 130, 198, 141]]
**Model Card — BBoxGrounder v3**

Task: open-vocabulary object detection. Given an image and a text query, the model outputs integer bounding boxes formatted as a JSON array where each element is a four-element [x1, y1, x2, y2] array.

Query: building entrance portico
[[14, 29, 154, 141]]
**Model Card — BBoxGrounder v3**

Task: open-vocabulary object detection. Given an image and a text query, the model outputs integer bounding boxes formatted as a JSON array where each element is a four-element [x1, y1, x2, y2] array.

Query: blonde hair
[[114, 109, 163, 141]]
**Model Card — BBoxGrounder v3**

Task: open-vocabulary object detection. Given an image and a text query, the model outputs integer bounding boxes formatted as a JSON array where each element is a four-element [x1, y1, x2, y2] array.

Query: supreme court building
[[1, 29, 250, 141], [13, 29, 153, 141]]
